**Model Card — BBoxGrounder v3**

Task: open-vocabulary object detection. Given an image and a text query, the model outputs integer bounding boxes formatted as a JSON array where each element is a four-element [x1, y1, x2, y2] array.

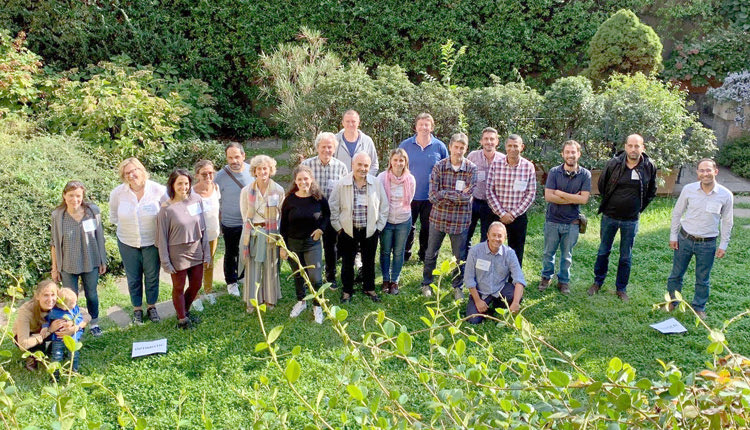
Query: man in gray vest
[[214, 142, 253, 297]]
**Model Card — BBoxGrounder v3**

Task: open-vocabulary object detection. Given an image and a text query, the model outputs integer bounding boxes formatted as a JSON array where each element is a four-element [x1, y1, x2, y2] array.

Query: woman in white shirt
[[109, 158, 166, 325], [192, 160, 221, 309]]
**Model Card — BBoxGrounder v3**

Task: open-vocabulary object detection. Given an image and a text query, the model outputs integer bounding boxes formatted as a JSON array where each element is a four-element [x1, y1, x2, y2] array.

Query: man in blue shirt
[[399, 113, 448, 262], [464, 222, 525, 324], [538, 140, 591, 294], [214, 142, 253, 297]]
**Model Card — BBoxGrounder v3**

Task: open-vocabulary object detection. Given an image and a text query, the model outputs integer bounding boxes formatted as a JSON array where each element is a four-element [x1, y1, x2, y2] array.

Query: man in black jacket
[[588, 134, 657, 301]]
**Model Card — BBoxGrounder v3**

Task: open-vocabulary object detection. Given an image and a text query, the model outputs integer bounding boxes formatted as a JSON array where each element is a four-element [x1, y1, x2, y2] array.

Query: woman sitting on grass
[[280, 165, 330, 324], [12, 280, 78, 371], [157, 169, 210, 330], [50, 180, 107, 337], [240, 155, 285, 313]]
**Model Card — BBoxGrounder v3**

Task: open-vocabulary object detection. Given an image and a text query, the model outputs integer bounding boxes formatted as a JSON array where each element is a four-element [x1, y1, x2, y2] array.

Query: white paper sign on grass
[[650, 318, 687, 334], [132, 338, 168, 358]]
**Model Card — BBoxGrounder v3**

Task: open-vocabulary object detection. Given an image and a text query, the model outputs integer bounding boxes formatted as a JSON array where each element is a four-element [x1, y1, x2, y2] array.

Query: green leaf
[[615, 393, 631, 411], [635, 378, 652, 390], [292, 345, 302, 355], [347, 384, 364, 402], [135, 418, 147, 430], [709, 330, 725, 343], [549, 371, 570, 387], [377, 310, 385, 324], [455, 339, 466, 357], [383, 321, 395, 337], [254, 342, 268, 352], [396, 332, 412, 355], [669, 380, 685, 396], [285, 358, 301, 383], [608, 357, 623, 373], [336, 308, 348, 322], [63, 336, 76, 353], [267, 325, 283, 344]]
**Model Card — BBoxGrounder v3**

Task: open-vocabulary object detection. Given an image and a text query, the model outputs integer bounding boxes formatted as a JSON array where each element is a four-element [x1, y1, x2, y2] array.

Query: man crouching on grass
[[464, 221, 525, 324]]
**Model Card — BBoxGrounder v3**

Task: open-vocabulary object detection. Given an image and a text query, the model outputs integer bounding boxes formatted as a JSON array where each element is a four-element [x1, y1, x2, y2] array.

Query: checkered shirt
[[352, 182, 368, 228], [301, 156, 348, 200], [486, 156, 537, 218], [428, 158, 477, 234], [466, 150, 503, 200]]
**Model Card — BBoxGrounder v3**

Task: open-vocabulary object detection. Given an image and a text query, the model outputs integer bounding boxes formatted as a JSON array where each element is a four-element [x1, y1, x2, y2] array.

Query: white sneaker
[[290, 300, 307, 318], [313, 306, 324, 324], [205, 293, 216, 305], [227, 283, 240, 297], [421, 284, 433, 297], [192, 298, 204, 312]]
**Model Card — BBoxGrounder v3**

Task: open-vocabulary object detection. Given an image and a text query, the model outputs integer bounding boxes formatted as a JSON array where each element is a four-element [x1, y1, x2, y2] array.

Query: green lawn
[[4, 197, 749, 427]]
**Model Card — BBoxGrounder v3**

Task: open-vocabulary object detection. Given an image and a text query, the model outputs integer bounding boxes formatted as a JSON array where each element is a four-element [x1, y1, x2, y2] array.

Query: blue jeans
[[422, 225, 468, 290], [60, 270, 100, 321], [379, 218, 411, 283], [49, 339, 80, 372], [667, 233, 716, 312], [593, 215, 639, 292], [117, 240, 160, 308], [541, 221, 580, 284]]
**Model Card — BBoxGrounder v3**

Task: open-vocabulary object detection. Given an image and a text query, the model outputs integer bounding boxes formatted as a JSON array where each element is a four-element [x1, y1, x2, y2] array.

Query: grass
[[3, 197, 749, 427]]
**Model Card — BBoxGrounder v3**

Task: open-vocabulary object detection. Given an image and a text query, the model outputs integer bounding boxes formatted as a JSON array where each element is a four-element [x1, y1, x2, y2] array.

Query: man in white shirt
[[667, 158, 733, 319]]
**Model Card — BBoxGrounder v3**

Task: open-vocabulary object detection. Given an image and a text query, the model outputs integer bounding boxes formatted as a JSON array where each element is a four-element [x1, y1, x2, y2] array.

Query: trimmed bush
[[586, 9, 663, 83], [0, 118, 120, 291], [717, 135, 750, 179]]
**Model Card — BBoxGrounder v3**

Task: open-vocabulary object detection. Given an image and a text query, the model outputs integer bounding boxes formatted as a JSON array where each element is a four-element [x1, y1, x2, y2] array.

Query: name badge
[[705, 201, 722, 214], [455, 180, 466, 191], [513, 179, 528, 192], [267, 194, 280, 207], [392, 185, 404, 199], [140, 203, 158, 216], [82, 219, 96, 233], [477, 171, 486, 182], [631, 170, 639, 181], [475, 259, 491, 271], [187, 203, 202, 216]]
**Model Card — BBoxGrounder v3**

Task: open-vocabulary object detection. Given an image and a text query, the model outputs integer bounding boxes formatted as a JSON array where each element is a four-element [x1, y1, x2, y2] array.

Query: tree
[[586, 9, 663, 83]]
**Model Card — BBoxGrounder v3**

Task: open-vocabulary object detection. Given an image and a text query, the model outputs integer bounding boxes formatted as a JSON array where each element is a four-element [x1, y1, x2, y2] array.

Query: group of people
[[12, 110, 734, 373]]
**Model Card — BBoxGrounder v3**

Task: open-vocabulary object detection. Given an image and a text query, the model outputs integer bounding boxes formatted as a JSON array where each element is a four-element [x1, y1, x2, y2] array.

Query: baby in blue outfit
[[45, 288, 85, 373]]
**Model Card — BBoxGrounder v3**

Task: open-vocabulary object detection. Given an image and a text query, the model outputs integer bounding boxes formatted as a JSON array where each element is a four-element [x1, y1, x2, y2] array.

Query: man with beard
[[538, 140, 591, 294], [588, 134, 657, 302]]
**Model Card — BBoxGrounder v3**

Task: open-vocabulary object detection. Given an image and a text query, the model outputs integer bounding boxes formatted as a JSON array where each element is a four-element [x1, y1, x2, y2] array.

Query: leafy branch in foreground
[[249, 233, 750, 429]]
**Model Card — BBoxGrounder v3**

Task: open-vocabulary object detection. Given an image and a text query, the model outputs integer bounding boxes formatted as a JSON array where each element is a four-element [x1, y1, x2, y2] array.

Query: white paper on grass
[[132, 338, 168, 358], [650, 318, 687, 334]]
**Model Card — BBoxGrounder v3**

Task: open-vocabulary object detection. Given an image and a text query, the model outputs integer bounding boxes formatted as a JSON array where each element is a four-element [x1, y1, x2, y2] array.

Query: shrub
[[717, 135, 750, 179], [708, 70, 750, 128], [463, 79, 543, 149], [0, 118, 120, 291], [586, 9, 663, 83], [144, 138, 227, 176], [591, 73, 716, 168], [0, 29, 42, 114], [664, 29, 750, 87], [44, 60, 189, 159]]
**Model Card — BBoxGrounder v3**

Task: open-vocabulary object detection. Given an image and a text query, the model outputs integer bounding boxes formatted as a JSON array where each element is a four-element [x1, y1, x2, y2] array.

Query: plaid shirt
[[428, 158, 477, 234], [352, 182, 368, 228], [466, 149, 503, 200], [301, 156, 348, 200], [486, 156, 537, 218]]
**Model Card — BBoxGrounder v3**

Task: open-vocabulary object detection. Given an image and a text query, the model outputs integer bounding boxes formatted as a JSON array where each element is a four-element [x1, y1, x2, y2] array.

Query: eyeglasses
[[200, 171, 215, 177]]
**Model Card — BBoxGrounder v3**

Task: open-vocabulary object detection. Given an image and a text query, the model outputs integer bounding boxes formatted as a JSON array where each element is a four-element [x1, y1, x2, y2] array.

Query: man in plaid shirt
[[421, 133, 477, 300], [486, 134, 537, 269], [301, 132, 349, 289]]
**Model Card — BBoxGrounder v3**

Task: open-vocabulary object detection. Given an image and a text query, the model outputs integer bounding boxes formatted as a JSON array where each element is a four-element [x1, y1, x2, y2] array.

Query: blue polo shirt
[[399, 135, 448, 201], [545, 164, 591, 224]]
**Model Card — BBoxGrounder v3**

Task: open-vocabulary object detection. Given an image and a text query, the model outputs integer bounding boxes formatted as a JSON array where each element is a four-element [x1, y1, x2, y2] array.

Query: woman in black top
[[280, 165, 330, 324]]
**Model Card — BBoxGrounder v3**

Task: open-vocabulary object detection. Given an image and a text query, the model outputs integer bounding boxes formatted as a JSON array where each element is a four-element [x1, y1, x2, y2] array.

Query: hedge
[[0, 0, 651, 137]]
